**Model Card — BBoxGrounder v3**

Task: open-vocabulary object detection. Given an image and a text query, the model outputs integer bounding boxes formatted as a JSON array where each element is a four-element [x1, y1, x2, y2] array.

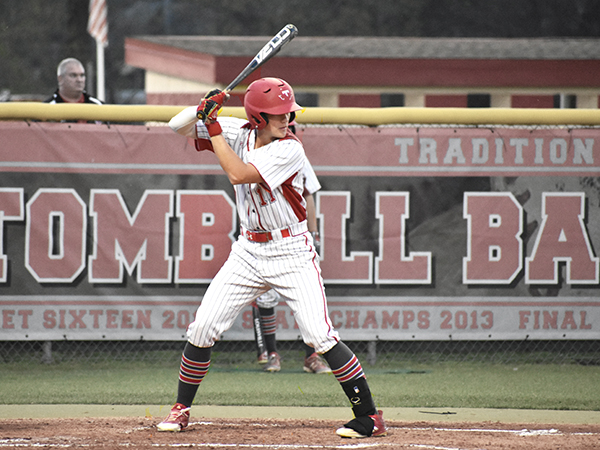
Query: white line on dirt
[[403, 426, 563, 436], [408, 445, 481, 450], [0, 440, 398, 449], [151, 445, 392, 448]]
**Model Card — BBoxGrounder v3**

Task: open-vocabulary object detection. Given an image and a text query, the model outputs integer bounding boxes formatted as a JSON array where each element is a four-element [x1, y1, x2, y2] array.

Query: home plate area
[[1, 417, 599, 449]]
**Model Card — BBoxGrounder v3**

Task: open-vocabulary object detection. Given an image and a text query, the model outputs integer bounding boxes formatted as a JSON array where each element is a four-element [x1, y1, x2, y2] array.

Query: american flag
[[87, 0, 108, 47]]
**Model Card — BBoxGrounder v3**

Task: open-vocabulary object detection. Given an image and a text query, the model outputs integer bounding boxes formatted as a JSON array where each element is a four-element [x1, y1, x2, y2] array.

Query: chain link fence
[[1, 339, 599, 367]]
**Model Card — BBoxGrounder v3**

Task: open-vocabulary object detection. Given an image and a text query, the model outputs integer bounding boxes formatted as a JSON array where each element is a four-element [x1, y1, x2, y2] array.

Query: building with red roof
[[125, 36, 600, 109]]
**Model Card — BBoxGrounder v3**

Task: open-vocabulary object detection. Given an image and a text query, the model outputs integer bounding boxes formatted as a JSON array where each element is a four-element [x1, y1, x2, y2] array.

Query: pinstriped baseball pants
[[186, 233, 340, 353]]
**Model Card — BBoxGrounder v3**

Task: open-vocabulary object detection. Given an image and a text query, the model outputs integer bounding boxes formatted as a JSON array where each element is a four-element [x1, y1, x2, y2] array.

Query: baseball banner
[[0, 121, 598, 341]]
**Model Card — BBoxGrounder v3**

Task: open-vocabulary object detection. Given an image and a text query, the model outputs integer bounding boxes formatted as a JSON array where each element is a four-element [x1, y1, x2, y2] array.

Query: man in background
[[45, 58, 102, 105]]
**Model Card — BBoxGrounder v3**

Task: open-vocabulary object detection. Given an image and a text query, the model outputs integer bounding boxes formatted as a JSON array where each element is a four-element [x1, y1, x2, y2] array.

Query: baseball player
[[157, 77, 386, 438], [256, 144, 331, 374]]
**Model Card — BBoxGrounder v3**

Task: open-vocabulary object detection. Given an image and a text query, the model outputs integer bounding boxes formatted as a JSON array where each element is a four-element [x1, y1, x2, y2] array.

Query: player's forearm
[[210, 134, 263, 185], [304, 194, 318, 232], [168, 106, 198, 138]]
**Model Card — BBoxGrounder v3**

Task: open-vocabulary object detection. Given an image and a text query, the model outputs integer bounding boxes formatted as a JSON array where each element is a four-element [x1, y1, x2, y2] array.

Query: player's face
[[263, 113, 290, 140], [59, 63, 86, 96]]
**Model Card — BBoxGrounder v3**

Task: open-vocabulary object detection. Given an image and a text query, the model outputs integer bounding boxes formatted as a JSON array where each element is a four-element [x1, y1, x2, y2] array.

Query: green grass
[[1, 358, 599, 411]]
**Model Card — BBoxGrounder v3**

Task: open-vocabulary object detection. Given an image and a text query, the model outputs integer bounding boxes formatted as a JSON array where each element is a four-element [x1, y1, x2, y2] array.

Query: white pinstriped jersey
[[302, 155, 321, 196], [199, 117, 310, 232]]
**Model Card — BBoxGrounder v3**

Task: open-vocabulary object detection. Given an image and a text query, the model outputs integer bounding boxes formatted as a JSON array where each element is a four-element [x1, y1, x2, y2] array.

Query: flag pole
[[96, 39, 105, 101], [88, 0, 108, 102]]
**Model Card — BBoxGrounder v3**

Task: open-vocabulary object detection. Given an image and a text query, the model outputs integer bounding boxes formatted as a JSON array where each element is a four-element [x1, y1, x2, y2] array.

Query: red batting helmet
[[244, 78, 302, 130]]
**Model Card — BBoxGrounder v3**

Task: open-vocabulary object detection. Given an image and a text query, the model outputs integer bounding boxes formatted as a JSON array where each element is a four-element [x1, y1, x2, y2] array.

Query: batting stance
[[158, 77, 386, 439]]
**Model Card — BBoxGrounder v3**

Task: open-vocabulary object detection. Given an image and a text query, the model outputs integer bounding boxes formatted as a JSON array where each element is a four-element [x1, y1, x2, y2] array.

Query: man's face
[[263, 113, 290, 140], [59, 63, 86, 96]]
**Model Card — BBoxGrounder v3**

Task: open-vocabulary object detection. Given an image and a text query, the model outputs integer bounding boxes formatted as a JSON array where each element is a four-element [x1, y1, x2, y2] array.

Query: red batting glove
[[197, 89, 229, 122]]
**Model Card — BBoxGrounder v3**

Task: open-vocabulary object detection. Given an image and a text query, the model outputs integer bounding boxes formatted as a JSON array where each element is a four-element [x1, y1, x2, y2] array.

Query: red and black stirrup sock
[[259, 307, 277, 354], [322, 342, 377, 418], [176, 342, 211, 407]]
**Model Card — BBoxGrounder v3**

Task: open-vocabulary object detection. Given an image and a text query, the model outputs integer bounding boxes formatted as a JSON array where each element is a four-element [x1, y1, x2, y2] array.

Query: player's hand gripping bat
[[197, 24, 298, 121]]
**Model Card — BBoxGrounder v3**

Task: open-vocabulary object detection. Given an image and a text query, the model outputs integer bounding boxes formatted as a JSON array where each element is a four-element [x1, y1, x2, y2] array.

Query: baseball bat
[[198, 23, 298, 120], [252, 303, 267, 358]]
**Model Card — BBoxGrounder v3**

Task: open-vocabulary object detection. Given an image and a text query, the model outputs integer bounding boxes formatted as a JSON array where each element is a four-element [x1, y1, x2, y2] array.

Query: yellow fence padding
[[1, 102, 600, 126]]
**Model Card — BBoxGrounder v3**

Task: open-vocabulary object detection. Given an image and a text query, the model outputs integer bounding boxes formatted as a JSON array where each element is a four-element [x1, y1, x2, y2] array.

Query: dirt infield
[[1, 415, 600, 449]]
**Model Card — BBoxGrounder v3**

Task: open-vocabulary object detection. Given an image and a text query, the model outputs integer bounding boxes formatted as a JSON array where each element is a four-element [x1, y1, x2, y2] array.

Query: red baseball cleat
[[157, 403, 190, 432], [336, 410, 387, 438]]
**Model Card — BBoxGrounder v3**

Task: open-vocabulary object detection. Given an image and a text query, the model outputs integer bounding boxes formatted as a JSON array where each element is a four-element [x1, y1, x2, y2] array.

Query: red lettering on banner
[[159, 309, 190, 329], [580, 311, 592, 329], [2, 310, 15, 328], [275, 310, 289, 329], [375, 192, 431, 284], [459, 311, 474, 328], [561, 311, 577, 329], [481, 311, 493, 329], [162, 310, 174, 329], [122, 310, 134, 329], [1, 186, 599, 289], [463, 193, 523, 284], [18, 310, 33, 328], [519, 309, 592, 330], [89, 190, 174, 283], [137, 310, 152, 329], [106, 309, 119, 328], [43, 310, 56, 328], [242, 310, 252, 329], [35, 308, 153, 330], [441, 310, 494, 330], [317, 192, 372, 283], [330, 310, 343, 328], [175, 191, 236, 283], [441, 311, 452, 329], [25, 189, 87, 283], [382, 311, 399, 329], [402, 310, 415, 329], [315, 309, 496, 331], [526, 193, 599, 284], [544, 310, 558, 329], [58, 309, 66, 329], [346, 311, 360, 328], [68, 310, 86, 328], [362, 311, 378, 329], [89, 310, 103, 328], [0, 188, 24, 283], [176, 310, 190, 329]]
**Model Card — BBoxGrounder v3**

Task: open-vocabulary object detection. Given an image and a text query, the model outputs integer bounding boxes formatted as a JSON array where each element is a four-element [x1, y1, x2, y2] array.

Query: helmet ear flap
[[249, 113, 268, 129], [260, 112, 269, 126]]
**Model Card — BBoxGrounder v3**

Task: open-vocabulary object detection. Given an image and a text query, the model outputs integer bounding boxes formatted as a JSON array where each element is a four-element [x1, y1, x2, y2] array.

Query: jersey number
[[256, 184, 276, 206]]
